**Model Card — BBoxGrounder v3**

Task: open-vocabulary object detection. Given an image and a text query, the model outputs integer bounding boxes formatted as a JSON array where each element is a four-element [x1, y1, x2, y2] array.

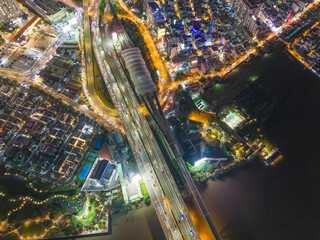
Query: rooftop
[[122, 47, 157, 95], [222, 110, 245, 129], [90, 159, 109, 180]]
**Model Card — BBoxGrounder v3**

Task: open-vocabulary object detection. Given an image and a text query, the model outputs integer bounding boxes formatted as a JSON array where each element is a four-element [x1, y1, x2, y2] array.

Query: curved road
[[89, 0, 201, 239], [98, 1, 200, 239], [82, 0, 119, 119]]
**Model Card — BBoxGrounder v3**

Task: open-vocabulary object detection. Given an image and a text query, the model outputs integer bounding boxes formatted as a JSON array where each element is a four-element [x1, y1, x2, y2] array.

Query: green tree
[[143, 196, 151, 206]]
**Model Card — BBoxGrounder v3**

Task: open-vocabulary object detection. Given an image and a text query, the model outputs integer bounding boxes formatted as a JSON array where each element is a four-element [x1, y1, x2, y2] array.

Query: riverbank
[[285, 47, 320, 78], [85, 205, 165, 240], [72, 46, 320, 240], [200, 48, 320, 240]]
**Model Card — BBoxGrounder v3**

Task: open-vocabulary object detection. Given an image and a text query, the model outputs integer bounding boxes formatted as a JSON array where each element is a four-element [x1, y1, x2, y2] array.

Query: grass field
[[139, 180, 148, 199], [63, 40, 78, 44], [0, 233, 20, 240], [93, 57, 115, 110]]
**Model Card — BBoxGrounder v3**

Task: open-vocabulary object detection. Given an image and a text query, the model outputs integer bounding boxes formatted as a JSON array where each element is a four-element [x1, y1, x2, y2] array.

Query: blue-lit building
[[146, 1, 165, 30], [89, 159, 112, 185], [114, 132, 124, 145]]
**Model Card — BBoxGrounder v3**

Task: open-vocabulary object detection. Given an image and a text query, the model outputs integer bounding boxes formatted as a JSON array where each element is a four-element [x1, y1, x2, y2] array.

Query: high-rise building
[[146, 2, 165, 30], [229, 0, 263, 34], [0, 0, 22, 26]]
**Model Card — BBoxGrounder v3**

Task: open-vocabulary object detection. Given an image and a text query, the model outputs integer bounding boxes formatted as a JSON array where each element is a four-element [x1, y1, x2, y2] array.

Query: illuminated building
[[229, 0, 263, 34], [89, 159, 114, 186], [0, 0, 22, 26], [122, 47, 183, 156], [157, 27, 166, 37], [221, 107, 246, 130], [25, 0, 68, 24], [146, 1, 165, 31]]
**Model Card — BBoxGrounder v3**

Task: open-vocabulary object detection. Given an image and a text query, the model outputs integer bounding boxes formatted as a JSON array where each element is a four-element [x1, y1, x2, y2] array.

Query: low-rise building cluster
[[0, 0, 23, 29], [0, 86, 39, 156], [291, 22, 320, 74], [0, 0, 78, 74], [0, 79, 98, 182], [142, 0, 312, 78], [259, 0, 308, 29], [25, 0, 71, 25], [219, 105, 281, 165], [0, 15, 58, 72], [53, 121, 95, 178], [40, 55, 83, 99], [152, 0, 260, 76]]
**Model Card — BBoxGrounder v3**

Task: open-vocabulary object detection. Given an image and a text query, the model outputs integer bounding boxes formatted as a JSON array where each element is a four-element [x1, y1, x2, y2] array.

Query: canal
[[87, 48, 320, 240]]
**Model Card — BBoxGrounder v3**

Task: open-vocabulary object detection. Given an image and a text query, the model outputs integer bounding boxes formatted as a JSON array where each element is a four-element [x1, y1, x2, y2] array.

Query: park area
[[139, 180, 150, 205], [0, 198, 20, 221], [53, 196, 84, 215], [78, 195, 105, 228], [18, 221, 46, 238]]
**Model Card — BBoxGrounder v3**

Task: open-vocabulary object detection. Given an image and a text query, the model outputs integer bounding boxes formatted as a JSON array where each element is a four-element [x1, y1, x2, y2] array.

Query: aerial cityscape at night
[[0, 0, 319, 239]]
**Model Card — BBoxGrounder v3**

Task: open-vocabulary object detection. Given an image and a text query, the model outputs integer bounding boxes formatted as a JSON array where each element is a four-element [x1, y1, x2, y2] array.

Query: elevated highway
[[90, 0, 200, 239], [107, 1, 222, 239], [82, 0, 118, 119]]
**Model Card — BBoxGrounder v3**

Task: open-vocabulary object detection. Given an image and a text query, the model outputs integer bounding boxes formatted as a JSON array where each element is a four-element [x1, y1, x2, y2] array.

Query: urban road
[[90, 1, 180, 239], [94, 8, 182, 240], [100, 1, 202, 239], [105, 1, 222, 239], [88, 0, 200, 239], [82, 0, 118, 118]]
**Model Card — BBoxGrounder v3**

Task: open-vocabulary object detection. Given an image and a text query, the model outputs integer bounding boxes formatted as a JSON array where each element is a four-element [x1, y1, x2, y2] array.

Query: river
[[88, 48, 320, 240], [200, 48, 320, 240]]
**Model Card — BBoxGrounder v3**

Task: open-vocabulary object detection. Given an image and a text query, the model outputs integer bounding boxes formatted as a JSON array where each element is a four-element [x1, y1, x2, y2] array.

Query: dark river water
[[89, 48, 320, 240], [200, 48, 320, 240]]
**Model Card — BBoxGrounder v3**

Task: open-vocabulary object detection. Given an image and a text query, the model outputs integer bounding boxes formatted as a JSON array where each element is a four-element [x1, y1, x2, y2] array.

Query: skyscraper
[[0, 0, 22, 26], [229, 0, 263, 34]]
